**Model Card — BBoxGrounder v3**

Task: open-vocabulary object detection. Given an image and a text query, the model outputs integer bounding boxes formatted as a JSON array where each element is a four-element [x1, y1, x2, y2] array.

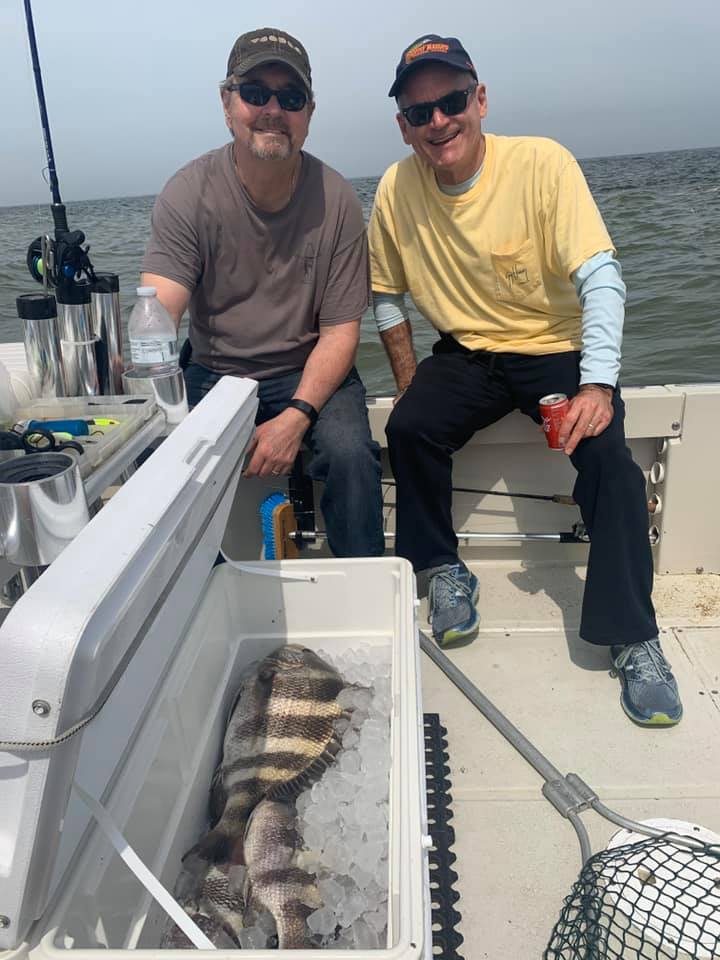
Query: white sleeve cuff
[[372, 291, 408, 333]]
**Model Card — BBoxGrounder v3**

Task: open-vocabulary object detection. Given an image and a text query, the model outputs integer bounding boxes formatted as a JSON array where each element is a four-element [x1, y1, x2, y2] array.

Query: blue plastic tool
[[26, 418, 90, 436]]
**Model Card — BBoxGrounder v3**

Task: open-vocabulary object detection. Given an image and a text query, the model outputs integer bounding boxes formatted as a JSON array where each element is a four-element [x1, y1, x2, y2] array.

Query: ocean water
[[1, 145, 718, 396]]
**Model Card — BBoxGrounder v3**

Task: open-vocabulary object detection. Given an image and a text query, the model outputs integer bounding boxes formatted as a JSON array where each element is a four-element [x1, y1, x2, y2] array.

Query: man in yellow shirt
[[369, 34, 682, 726]]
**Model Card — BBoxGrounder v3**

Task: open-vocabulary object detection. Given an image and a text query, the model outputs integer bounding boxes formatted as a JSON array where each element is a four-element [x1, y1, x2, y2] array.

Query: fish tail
[[276, 912, 312, 950], [182, 825, 242, 866]]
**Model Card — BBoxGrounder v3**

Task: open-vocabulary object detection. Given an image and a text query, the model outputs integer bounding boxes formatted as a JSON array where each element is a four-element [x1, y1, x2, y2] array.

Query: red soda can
[[539, 393, 570, 450]]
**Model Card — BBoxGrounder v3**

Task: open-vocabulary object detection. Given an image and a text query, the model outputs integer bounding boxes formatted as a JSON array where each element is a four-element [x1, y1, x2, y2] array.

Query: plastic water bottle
[[128, 286, 179, 376]]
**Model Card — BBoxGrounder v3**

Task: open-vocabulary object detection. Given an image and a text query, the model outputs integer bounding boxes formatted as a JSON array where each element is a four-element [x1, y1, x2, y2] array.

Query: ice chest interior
[[0, 376, 429, 959]]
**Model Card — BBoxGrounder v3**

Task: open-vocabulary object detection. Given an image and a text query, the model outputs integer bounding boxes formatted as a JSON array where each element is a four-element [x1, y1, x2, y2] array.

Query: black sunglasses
[[227, 81, 308, 112], [400, 83, 477, 128]]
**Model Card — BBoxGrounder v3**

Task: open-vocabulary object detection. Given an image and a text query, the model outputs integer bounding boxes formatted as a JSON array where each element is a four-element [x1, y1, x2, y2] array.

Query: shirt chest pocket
[[491, 238, 542, 303]]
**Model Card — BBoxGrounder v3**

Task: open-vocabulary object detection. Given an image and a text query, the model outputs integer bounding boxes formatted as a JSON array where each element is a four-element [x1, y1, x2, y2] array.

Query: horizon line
[[1, 142, 718, 211]]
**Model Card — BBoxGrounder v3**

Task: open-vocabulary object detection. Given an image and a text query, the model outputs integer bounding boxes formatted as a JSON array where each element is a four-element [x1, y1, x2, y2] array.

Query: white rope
[[219, 554, 317, 582], [72, 782, 215, 950]]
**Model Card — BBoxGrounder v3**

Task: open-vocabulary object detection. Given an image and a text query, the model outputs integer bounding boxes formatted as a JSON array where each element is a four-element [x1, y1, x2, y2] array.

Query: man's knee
[[575, 428, 645, 493], [386, 398, 425, 449], [313, 414, 380, 476]]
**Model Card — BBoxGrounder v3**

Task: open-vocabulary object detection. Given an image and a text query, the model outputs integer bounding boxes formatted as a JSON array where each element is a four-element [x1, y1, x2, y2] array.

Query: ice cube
[[319, 876, 345, 909], [366, 908, 388, 934], [237, 926, 267, 949], [302, 822, 325, 850], [352, 918, 380, 948], [307, 906, 337, 936], [340, 890, 367, 926], [355, 840, 385, 874], [350, 865, 374, 889], [342, 727, 360, 749], [339, 750, 361, 775], [322, 837, 346, 872], [255, 911, 278, 937]]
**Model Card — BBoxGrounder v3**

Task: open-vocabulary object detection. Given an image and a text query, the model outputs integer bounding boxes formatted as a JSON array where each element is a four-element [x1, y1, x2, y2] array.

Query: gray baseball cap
[[226, 28, 312, 94]]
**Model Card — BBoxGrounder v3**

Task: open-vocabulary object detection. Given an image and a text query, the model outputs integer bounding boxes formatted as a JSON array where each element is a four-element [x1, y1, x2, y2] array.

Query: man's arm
[[380, 321, 416, 399], [560, 251, 625, 455], [140, 273, 191, 330], [243, 320, 360, 479], [373, 291, 416, 400]]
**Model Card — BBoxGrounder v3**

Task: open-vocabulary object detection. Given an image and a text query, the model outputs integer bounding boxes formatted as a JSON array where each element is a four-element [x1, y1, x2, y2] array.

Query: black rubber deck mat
[[424, 713, 464, 960]]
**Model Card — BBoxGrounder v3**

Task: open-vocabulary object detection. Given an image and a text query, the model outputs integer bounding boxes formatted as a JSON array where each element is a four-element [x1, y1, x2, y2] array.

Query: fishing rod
[[382, 480, 659, 513], [22, 0, 96, 294], [382, 478, 576, 506]]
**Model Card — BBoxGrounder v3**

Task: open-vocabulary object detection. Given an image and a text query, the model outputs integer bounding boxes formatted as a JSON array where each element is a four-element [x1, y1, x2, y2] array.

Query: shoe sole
[[434, 579, 480, 648], [619, 694, 683, 727]]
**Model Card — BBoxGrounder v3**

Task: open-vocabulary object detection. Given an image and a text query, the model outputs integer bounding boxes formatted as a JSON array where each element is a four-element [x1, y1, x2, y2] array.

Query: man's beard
[[249, 127, 292, 161]]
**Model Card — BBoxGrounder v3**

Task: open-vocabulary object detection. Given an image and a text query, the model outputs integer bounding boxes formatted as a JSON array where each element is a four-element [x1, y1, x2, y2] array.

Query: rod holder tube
[[0, 452, 89, 567], [92, 274, 124, 394], [56, 281, 93, 341], [16, 293, 65, 398], [60, 338, 101, 396]]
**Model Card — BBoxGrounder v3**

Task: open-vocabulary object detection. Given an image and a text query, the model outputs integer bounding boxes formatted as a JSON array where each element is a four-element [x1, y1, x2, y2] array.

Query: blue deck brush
[[259, 492, 299, 559]]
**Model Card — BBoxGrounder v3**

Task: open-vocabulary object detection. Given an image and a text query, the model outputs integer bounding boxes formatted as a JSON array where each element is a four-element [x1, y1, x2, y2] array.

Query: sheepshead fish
[[243, 798, 321, 949], [188, 644, 346, 864], [160, 860, 245, 948]]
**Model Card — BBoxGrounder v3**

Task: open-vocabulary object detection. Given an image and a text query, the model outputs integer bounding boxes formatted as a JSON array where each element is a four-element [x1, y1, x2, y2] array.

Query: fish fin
[[258, 664, 279, 683], [325, 733, 344, 758], [182, 827, 234, 866], [208, 764, 226, 826], [268, 744, 342, 801]]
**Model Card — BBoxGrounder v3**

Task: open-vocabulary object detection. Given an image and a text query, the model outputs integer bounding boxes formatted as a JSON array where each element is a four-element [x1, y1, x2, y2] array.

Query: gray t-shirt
[[142, 145, 370, 379]]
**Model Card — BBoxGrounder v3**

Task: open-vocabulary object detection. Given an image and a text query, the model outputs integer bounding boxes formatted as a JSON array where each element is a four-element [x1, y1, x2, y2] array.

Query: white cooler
[[0, 376, 430, 959]]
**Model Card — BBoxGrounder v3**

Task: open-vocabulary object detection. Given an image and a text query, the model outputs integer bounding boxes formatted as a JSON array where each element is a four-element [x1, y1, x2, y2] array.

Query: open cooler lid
[[0, 376, 258, 950]]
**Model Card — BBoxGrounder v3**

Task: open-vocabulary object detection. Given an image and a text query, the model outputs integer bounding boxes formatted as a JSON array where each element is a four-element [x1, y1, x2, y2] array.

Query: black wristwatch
[[287, 398, 319, 425]]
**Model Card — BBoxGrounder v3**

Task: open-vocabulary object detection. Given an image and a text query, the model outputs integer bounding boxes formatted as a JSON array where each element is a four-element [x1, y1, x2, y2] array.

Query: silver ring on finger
[[271, 468, 281, 476], [588, 422, 595, 430]]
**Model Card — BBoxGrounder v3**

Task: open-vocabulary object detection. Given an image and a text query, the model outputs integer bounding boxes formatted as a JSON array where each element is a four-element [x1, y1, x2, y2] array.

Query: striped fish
[[187, 644, 345, 864], [242, 798, 322, 949], [160, 860, 245, 948]]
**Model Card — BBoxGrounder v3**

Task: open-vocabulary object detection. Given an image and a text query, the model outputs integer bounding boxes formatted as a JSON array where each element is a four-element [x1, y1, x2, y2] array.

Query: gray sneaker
[[611, 637, 683, 726], [427, 563, 479, 647]]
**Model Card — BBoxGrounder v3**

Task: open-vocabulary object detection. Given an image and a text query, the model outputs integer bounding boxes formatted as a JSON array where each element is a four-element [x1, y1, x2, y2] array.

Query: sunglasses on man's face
[[400, 83, 477, 128], [227, 81, 308, 112]]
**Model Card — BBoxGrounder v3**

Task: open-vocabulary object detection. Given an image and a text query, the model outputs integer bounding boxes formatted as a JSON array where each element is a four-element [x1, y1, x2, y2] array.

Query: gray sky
[[2, 0, 719, 206]]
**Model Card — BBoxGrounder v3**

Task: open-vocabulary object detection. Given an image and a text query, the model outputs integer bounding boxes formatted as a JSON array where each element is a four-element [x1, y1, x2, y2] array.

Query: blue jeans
[[184, 363, 385, 558]]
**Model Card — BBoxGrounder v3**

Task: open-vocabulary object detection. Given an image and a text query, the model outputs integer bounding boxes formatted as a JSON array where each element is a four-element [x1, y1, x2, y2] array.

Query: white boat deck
[[420, 563, 720, 959]]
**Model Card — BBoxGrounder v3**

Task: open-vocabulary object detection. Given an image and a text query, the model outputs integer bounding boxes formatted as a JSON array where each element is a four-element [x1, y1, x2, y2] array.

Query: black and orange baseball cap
[[388, 34, 477, 97]]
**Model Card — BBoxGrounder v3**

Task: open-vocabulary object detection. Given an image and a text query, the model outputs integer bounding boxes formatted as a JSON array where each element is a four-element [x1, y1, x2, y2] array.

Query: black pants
[[386, 340, 658, 646]]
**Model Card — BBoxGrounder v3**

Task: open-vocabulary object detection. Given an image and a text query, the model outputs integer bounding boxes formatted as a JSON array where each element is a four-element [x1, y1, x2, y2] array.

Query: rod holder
[[16, 293, 65, 398]]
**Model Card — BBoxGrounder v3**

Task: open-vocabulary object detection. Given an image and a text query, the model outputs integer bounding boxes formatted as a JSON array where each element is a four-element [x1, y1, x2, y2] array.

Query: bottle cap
[[136, 286, 157, 297]]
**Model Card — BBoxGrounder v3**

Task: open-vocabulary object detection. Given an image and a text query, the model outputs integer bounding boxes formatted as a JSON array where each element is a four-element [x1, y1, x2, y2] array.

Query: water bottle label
[[130, 339, 175, 365]]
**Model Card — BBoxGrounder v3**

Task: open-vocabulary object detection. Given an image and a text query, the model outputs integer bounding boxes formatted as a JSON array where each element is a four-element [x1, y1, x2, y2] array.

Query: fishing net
[[544, 832, 720, 959]]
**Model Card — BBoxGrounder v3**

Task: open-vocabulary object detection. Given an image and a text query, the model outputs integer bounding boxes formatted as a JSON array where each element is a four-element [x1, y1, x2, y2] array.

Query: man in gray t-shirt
[[142, 27, 383, 558]]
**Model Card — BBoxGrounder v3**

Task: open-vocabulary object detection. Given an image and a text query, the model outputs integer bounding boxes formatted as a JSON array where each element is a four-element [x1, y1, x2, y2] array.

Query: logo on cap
[[405, 40, 450, 64], [249, 33, 305, 57]]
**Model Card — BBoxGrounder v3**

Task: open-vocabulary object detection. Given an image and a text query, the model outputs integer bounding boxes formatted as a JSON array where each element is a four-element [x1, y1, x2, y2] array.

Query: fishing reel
[[26, 229, 96, 290], [26, 202, 96, 291]]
